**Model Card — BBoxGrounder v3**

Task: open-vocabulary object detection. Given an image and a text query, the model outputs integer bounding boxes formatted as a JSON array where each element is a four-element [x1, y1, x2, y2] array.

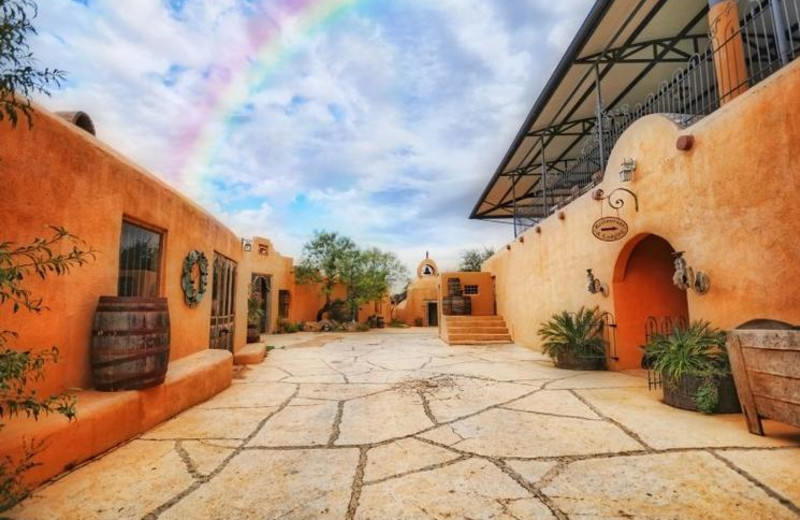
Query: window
[[463, 285, 479, 295], [118, 221, 163, 297], [279, 290, 291, 319]]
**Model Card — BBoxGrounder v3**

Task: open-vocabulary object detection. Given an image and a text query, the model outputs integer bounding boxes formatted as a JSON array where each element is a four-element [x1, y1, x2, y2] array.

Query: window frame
[[117, 217, 166, 298]]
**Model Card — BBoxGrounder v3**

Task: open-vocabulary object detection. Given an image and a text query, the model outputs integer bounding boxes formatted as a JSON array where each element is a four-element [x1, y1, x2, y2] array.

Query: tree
[[295, 231, 357, 321], [1, 0, 66, 128], [1, 227, 95, 510], [458, 247, 495, 272], [340, 248, 408, 321]]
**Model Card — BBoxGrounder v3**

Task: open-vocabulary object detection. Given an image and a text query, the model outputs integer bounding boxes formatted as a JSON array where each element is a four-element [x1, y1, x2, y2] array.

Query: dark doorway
[[613, 234, 689, 370], [427, 302, 439, 327], [251, 274, 272, 334]]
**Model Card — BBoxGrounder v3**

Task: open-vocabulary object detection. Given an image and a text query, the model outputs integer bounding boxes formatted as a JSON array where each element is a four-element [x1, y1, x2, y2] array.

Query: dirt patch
[[393, 376, 458, 395]]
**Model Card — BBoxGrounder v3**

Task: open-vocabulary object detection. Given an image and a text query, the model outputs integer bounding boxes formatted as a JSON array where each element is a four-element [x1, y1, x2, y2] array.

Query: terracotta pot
[[662, 373, 741, 413], [246, 324, 261, 344], [554, 350, 606, 371]]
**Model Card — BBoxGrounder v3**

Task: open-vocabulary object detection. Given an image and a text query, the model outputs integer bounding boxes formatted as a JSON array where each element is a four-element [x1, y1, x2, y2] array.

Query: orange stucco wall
[[440, 272, 495, 317], [484, 58, 800, 366], [0, 105, 295, 396], [237, 237, 295, 334], [395, 277, 439, 326]]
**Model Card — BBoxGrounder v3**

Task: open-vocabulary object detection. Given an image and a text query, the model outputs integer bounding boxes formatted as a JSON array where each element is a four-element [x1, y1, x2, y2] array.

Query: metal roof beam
[[574, 35, 707, 65]]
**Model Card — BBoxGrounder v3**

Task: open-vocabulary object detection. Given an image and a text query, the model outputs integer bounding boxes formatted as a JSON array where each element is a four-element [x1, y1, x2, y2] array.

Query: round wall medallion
[[182, 250, 209, 307], [592, 217, 629, 242]]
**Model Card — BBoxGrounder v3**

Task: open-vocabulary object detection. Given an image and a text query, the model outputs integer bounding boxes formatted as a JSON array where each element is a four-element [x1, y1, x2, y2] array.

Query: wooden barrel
[[443, 295, 472, 316], [91, 296, 170, 391]]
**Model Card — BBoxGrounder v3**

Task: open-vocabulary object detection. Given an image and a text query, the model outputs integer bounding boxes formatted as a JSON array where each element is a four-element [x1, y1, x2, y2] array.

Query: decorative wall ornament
[[182, 250, 209, 307], [592, 217, 629, 242], [242, 239, 253, 252], [619, 158, 637, 182], [586, 269, 609, 297], [591, 187, 639, 242], [672, 251, 711, 295]]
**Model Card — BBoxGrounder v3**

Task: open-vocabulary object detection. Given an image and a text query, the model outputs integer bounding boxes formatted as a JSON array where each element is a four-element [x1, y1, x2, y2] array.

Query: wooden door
[[210, 253, 237, 351]]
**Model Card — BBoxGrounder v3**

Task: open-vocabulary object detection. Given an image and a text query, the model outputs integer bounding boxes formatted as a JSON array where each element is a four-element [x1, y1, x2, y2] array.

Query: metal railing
[[517, 0, 800, 234]]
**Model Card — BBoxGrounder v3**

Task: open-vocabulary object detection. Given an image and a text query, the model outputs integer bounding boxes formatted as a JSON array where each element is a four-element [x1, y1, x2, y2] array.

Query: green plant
[[389, 320, 408, 329], [1, 0, 66, 128], [247, 286, 264, 325], [414, 318, 423, 327], [0, 226, 94, 510], [355, 323, 370, 332], [537, 307, 605, 360], [644, 321, 729, 413], [458, 247, 495, 272]]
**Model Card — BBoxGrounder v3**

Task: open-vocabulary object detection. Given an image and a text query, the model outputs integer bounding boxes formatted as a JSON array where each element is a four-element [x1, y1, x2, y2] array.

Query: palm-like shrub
[[538, 307, 606, 361], [644, 321, 731, 413], [644, 321, 728, 381]]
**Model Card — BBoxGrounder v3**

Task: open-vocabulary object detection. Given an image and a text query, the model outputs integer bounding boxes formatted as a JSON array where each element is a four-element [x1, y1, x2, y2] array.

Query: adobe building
[[393, 253, 441, 326], [470, 0, 800, 370], [0, 104, 387, 488]]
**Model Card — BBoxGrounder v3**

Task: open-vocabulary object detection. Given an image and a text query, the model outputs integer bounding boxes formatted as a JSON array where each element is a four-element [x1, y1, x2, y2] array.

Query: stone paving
[[10, 329, 800, 520]]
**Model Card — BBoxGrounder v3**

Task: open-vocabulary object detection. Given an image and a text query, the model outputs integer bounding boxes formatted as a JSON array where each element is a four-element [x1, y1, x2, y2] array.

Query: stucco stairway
[[443, 315, 512, 345]]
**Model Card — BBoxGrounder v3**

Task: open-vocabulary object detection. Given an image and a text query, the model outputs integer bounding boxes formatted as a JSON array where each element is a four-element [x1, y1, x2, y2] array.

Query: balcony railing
[[516, 0, 800, 234]]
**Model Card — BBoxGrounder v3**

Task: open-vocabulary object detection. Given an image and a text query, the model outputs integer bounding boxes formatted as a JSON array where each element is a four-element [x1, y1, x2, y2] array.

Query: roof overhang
[[471, 0, 720, 221]]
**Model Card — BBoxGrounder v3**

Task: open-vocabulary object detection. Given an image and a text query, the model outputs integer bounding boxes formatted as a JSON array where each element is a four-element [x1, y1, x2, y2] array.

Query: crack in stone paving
[[496, 406, 604, 422], [568, 389, 652, 450], [174, 440, 203, 481], [362, 455, 471, 487], [489, 458, 569, 520], [141, 384, 301, 520], [328, 401, 345, 446], [707, 450, 800, 516], [345, 446, 369, 520]]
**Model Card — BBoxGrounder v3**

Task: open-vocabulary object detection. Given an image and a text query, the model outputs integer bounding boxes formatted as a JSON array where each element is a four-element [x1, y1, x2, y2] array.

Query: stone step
[[445, 318, 506, 326], [448, 339, 512, 346], [447, 326, 510, 334], [445, 315, 505, 321], [447, 333, 513, 342]]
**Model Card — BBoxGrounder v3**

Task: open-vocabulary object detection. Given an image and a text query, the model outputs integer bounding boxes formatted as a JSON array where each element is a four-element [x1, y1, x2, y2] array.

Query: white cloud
[[30, 0, 592, 274]]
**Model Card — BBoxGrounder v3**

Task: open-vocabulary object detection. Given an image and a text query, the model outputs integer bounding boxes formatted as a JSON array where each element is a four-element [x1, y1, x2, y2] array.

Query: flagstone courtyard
[[10, 330, 800, 520]]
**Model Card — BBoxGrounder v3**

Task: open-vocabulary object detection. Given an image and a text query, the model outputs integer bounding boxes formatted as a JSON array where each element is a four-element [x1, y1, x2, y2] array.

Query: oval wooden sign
[[592, 216, 628, 242]]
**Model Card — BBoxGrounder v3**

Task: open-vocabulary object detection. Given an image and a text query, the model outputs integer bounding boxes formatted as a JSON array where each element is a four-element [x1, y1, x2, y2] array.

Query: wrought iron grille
[[514, 0, 800, 235]]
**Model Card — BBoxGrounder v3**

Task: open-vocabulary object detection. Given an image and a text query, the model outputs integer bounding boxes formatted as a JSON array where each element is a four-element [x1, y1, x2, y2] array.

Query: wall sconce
[[242, 239, 253, 252], [586, 269, 609, 297], [672, 252, 710, 295], [619, 159, 637, 183]]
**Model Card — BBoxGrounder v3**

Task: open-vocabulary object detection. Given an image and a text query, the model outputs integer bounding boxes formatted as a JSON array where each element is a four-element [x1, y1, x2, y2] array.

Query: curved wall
[[484, 58, 800, 363]]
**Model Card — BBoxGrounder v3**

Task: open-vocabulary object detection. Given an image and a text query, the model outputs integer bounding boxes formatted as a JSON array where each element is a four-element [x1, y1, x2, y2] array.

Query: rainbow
[[174, 0, 366, 196]]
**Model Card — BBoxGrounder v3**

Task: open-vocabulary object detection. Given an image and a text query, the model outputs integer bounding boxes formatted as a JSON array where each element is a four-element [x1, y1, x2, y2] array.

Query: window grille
[[463, 285, 479, 295]]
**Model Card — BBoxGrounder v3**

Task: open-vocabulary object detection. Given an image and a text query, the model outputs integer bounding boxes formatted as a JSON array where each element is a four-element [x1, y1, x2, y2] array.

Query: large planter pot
[[662, 373, 741, 413], [727, 329, 800, 435], [247, 324, 261, 344], [554, 350, 606, 371], [91, 296, 170, 391]]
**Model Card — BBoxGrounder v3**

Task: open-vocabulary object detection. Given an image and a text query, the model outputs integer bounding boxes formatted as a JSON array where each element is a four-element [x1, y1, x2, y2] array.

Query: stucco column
[[708, 0, 749, 104]]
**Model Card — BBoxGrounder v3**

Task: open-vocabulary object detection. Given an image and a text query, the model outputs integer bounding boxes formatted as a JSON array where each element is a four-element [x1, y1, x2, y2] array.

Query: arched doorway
[[251, 274, 272, 334], [612, 234, 689, 370]]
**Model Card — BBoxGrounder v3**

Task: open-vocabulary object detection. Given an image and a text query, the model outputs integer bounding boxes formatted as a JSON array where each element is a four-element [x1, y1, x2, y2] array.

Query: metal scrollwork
[[182, 250, 209, 308], [593, 187, 640, 213]]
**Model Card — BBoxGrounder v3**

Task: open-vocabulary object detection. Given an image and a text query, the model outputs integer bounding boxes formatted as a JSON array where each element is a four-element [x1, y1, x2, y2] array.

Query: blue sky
[[31, 0, 593, 272]]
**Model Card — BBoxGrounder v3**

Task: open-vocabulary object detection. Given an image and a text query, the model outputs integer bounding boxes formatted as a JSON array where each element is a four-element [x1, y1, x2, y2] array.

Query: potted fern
[[644, 321, 740, 414], [538, 307, 607, 370]]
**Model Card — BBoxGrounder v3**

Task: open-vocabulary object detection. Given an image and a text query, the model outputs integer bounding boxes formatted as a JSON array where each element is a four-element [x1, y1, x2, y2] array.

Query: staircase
[[443, 315, 512, 345]]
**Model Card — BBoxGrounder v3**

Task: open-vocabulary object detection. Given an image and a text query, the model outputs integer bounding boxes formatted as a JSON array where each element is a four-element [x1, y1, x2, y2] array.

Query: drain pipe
[[708, 0, 749, 105]]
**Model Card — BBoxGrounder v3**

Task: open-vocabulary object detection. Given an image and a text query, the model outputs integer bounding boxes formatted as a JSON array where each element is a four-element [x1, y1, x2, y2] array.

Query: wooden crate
[[727, 330, 800, 435]]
